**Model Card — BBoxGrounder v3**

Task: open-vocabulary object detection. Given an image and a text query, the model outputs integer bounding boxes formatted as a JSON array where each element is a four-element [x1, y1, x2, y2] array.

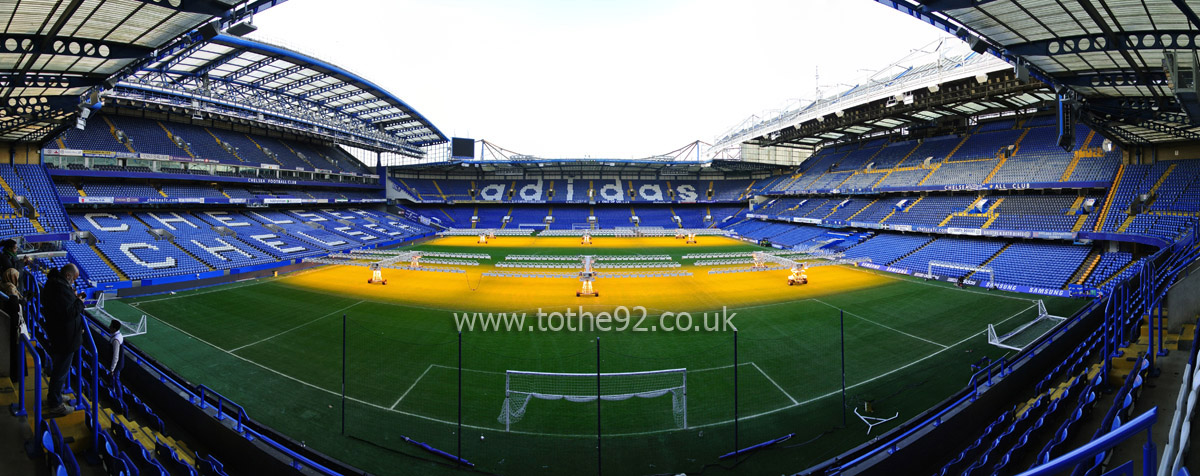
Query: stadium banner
[[866, 180, 1110, 193], [78, 196, 114, 204], [47, 168, 380, 190], [261, 163, 280, 170], [139, 153, 174, 161], [263, 198, 303, 204], [794, 217, 821, 224], [43, 149, 82, 156], [946, 227, 983, 236], [82, 150, 118, 158], [889, 224, 913, 232], [861, 262, 1072, 297], [858, 262, 913, 275], [990, 283, 1072, 297]]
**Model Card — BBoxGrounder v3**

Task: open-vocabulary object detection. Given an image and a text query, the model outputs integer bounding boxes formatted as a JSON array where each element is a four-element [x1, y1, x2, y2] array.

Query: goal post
[[986, 300, 1067, 351], [928, 260, 994, 287], [86, 292, 148, 337], [498, 368, 687, 431]]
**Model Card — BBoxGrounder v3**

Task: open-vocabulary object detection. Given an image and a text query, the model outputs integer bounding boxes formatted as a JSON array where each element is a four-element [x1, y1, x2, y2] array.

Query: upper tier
[[52, 113, 371, 175], [759, 120, 1120, 195]]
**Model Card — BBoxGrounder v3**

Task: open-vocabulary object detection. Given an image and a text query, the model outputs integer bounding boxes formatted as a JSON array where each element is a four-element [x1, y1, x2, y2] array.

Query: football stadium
[[1, 1, 1199, 476]]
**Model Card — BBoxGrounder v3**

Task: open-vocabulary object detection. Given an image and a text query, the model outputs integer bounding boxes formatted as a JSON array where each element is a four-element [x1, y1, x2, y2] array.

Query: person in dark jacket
[[42, 264, 85, 418], [0, 239, 30, 274]]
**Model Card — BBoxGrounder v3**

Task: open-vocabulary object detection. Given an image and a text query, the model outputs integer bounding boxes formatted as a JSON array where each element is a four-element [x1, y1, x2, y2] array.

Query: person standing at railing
[[0, 239, 31, 275], [2, 267, 25, 379], [41, 264, 85, 418], [106, 319, 124, 378]]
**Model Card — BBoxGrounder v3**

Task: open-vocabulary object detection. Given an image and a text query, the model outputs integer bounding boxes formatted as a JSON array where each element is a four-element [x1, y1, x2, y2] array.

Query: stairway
[[1061, 130, 1096, 181], [171, 241, 216, 271], [1116, 215, 1137, 233], [780, 174, 804, 191], [915, 164, 939, 186], [942, 133, 972, 162], [1071, 214, 1089, 232], [90, 243, 128, 280], [501, 206, 513, 229], [103, 116, 137, 154], [0, 173, 16, 197], [205, 129, 243, 162], [892, 237, 937, 265], [278, 141, 320, 169], [967, 243, 1010, 281], [432, 180, 448, 201], [846, 199, 878, 221], [1147, 163, 1178, 197], [244, 135, 284, 167], [1096, 259, 1138, 290], [156, 122, 195, 159], [1010, 127, 1031, 155], [75, 182, 86, 197], [738, 180, 757, 200], [398, 179, 422, 200], [1093, 164, 1126, 232], [903, 196, 924, 212], [1071, 251, 1102, 285], [983, 155, 1008, 183], [1066, 196, 1086, 214]]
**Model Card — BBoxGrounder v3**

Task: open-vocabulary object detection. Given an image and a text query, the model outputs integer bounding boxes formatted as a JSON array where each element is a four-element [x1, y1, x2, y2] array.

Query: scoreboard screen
[[451, 137, 474, 159]]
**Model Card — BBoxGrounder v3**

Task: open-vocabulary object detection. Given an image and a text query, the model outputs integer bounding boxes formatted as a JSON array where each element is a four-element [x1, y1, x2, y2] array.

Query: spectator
[[2, 268, 24, 378], [0, 239, 30, 273], [107, 319, 124, 377], [41, 264, 85, 418]]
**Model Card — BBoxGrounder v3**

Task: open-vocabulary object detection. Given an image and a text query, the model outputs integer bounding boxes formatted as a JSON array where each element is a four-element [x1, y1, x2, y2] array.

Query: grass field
[[108, 236, 1088, 475]]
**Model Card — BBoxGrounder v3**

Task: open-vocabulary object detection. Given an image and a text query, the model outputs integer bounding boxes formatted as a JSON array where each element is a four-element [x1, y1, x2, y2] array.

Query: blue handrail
[[123, 346, 341, 475], [81, 318, 101, 461], [196, 384, 249, 435], [1017, 407, 1157, 476], [8, 335, 43, 454]]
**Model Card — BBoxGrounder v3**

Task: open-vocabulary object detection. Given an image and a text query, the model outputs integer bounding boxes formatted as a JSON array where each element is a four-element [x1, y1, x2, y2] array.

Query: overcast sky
[[249, 0, 954, 158]]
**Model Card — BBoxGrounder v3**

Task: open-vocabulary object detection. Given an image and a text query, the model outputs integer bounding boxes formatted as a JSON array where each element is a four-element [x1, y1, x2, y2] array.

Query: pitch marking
[[813, 299, 949, 349], [751, 362, 799, 405], [391, 364, 434, 410], [229, 300, 364, 353], [141, 288, 1040, 438]]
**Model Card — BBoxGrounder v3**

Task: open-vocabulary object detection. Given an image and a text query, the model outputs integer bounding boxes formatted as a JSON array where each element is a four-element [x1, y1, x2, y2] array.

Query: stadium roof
[[0, 0, 280, 142], [878, 0, 1200, 144], [116, 34, 447, 155]]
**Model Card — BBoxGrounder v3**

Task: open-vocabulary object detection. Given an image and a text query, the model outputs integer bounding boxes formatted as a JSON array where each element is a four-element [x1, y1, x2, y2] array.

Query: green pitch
[[107, 240, 1087, 475]]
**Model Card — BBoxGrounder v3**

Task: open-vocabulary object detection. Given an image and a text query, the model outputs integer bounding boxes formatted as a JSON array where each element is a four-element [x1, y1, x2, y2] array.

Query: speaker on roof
[[968, 35, 988, 54], [199, 21, 221, 40], [1015, 63, 1030, 83]]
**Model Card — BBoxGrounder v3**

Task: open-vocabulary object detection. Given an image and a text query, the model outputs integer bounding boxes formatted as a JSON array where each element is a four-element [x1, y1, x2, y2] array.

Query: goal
[[86, 293, 148, 337], [987, 300, 1066, 351], [497, 368, 687, 431], [928, 260, 994, 287]]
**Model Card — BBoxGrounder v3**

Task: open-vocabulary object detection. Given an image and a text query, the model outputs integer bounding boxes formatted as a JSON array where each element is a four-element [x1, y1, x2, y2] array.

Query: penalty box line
[[411, 360, 799, 407], [143, 303, 1038, 439]]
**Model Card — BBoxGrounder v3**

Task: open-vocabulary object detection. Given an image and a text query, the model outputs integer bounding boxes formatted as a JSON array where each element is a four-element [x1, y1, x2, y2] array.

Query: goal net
[[86, 293, 148, 337], [928, 260, 994, 287], [987, 300, 1066, 351], [498, 368, 687, 431]]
